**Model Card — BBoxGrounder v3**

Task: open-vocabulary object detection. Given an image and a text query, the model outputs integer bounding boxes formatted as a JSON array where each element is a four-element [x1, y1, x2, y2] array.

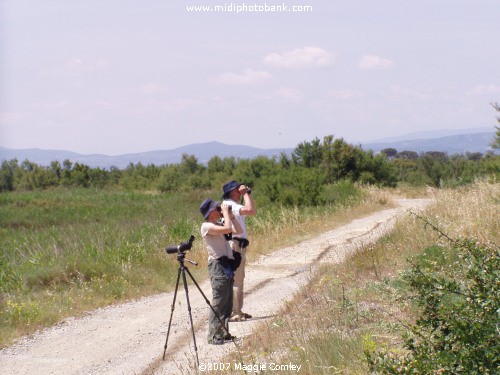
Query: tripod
[[162, 238, 235, 368]]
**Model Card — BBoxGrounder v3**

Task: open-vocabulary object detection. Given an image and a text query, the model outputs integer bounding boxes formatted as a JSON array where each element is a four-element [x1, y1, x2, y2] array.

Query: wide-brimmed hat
[[199, 198, 220, 219], [222, 180, 239, 199]]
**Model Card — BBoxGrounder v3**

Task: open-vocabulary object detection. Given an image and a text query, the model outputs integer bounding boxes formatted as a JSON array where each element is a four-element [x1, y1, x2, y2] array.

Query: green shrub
[[259, 166, 325, 206], [366, 236, 500, 374]]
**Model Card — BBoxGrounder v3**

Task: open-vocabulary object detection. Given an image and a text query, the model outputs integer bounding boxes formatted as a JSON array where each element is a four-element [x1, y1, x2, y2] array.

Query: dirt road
[[0, 199, 431, 374]]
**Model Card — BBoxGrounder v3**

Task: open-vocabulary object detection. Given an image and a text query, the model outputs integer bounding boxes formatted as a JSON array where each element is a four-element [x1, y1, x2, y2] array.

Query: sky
[[0, 0, 499, 155]]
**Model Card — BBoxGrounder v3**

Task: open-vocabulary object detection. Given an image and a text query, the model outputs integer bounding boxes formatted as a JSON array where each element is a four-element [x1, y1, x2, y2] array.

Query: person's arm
[[207, 203, 242, 235], [238, 185, 256, 216], [231, 214, 243, 236]]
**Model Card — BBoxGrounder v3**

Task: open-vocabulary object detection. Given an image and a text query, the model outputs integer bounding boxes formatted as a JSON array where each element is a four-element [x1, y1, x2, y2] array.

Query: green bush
[[366, 236, 500, 374], [259, 166, 325, 206]]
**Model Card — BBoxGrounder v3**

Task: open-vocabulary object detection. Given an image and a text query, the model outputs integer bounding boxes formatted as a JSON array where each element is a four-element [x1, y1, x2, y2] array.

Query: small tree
[[396, 150, 419, 160], [490, 102, 500, 149], [380, 148, 398, 159], [0, 160, 15, 191], [292, 137, 322, 168]]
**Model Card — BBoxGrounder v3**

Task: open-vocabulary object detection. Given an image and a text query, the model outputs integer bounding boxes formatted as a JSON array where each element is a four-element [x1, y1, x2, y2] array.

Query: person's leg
[[208, 261, 231, 342], [232, 248, 248, 319]]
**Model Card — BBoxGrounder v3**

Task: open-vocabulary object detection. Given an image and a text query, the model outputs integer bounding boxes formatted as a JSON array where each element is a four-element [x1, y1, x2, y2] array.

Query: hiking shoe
[[208, 337, 225, 345], [222, 333, 237, 341]]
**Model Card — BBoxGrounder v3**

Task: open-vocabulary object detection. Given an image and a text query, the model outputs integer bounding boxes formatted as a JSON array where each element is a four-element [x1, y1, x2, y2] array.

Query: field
[[0, 181, 383, 348]]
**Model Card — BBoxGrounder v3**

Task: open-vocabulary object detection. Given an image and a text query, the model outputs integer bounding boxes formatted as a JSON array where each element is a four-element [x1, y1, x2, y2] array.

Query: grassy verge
[[0, 188, 205, 346], [0, 181, 393, 348], [219, 180, 498, 374]]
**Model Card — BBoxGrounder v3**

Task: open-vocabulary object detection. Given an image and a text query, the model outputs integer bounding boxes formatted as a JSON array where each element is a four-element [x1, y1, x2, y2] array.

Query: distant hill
[[362, 132, 496, 155], [1, 130, 496, 169], [368, 127, 493, 143], [0, 142, 293, 169]]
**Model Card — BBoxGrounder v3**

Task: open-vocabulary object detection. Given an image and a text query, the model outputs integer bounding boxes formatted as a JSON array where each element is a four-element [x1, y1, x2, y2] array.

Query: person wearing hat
[[222, 180, 256, 322], [199, 198, 242, 345]]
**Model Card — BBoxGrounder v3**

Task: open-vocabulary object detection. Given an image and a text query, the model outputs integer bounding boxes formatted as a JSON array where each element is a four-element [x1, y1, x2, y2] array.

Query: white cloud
[[67, 58, 109, 73], [142, 98, 205, 112], [160, 98, 203, 111], [273, 87, 303, 102], [391, 85, 429, 99], [213, 69, 272, 84], [0, 112, 23, 125], [358, 55, 394, 70], [140, 83, 169, 95], [38, 58, 110, 77], [466, 84, 500, 95], [263, 47, 334, 68], [327, 89, 366, 100]]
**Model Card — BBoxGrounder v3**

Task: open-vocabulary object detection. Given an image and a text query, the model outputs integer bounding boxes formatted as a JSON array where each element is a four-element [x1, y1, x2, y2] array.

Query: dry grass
[[425, 180, 499, 244], [248, 186, 399, 263], [218, 180, 499, 374]]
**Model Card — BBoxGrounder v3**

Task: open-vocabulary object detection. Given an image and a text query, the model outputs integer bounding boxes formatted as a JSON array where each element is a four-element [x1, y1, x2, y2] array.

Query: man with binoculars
[[222, 180, 257, 322]]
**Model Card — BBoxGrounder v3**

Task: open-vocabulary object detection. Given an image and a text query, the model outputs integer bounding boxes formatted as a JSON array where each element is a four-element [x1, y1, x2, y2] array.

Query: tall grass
[[0, 181, 379, 348], [221, 180, 499, 374], [249, 180, 368, 260], [0, 188, 206, 345]]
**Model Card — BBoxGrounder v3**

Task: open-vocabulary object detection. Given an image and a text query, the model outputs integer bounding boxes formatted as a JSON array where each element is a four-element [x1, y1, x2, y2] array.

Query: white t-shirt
[[201, 222, 233, 262], [222, 199, 247, 238]]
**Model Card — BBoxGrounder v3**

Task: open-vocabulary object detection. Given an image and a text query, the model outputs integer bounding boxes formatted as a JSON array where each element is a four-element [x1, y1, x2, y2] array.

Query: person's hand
[[220, 203, 231, 214], [238, 184, 248, 195], [221, 203, 236, 219]]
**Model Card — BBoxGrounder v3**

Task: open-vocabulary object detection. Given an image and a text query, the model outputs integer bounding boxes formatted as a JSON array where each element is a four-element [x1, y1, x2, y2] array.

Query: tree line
[[1, 135, 498, 205]]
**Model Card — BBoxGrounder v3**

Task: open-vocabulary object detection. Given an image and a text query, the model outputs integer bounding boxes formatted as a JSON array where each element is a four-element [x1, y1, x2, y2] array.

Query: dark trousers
[[207, 260, 233, 340]]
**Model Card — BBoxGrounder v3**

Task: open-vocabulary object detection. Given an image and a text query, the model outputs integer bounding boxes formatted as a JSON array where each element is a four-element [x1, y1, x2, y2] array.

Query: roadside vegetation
[[222, 180, 498, 374]]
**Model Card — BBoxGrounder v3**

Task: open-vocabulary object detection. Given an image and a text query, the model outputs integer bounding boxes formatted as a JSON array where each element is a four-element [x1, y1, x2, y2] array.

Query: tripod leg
[[180, 265, 200, 368], [163, 266, 182, 360], [184, 267, 234, 341], [184, 265, 247, 371]]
